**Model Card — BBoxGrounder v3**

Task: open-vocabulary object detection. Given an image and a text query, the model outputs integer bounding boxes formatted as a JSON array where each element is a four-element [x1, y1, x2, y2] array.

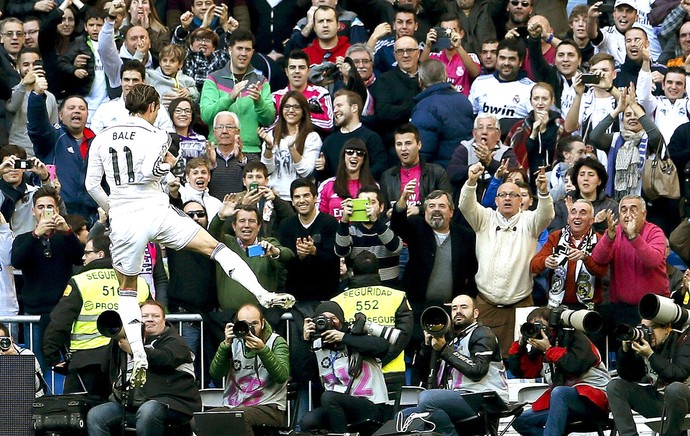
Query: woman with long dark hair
[[259, 90, 322, 201], [317, 138, 376, 219], [168, 97, 210, 178]]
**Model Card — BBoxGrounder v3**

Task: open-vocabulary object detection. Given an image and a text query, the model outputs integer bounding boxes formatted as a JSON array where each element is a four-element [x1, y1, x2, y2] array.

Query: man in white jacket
[[459, 161, 554, 357]]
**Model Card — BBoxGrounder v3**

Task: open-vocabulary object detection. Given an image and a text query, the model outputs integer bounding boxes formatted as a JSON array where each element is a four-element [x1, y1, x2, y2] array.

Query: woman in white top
[[259, 91, 322, 201]]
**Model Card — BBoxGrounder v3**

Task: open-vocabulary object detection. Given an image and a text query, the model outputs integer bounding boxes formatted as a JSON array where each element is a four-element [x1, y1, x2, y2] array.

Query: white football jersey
[[86, 116, 172, 213], [469, 74, 534, 120]]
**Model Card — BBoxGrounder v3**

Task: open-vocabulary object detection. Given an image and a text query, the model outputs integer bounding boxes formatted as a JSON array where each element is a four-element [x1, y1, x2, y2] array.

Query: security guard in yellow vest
[[331, 251, 413, 401], [44, 235, 149, 399]]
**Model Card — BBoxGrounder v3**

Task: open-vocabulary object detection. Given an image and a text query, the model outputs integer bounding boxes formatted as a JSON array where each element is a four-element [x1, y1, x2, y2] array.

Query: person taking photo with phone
[[0, 145, 59, 235]]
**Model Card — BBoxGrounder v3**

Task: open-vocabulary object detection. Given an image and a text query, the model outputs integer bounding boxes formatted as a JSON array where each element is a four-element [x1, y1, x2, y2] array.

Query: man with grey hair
[[411, 59, 473, 168], [446, 113, 518, 199], [207, 111, 247, 199], [591, 194, 669, 352], [459, 161, 554, 357], [390, 187, 477, 377]]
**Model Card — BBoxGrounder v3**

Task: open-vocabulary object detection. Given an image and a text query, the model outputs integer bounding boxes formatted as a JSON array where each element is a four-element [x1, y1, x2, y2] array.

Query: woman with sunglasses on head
[[259, 91, 322, 201], [168, 97, 211, 179], [317, 138, 377, 219]]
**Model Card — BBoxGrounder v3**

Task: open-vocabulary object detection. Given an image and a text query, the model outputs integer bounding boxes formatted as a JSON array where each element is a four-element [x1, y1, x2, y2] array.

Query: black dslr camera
[[232, 321, 255, 339], [520, 320, 547, 341], [311, 315, 334, 340]]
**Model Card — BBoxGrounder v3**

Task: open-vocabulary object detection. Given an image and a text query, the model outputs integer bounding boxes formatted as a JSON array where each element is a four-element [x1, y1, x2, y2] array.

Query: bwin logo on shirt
[[482, 103, 515, 117]]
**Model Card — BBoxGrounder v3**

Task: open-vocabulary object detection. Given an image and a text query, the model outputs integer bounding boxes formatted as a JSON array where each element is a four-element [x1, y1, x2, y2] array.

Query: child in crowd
[[57, 7, 108, 123], [146, 44, 199, 107]]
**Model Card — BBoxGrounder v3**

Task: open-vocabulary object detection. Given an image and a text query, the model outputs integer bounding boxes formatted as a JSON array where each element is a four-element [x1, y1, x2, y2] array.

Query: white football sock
[[210, 243, 271, 303], [118, 289, 146, 360]]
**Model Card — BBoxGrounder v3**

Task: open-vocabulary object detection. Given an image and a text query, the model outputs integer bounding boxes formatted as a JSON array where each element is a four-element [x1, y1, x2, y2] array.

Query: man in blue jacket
[[27, 92, 97, 225], [411, 59, 473, 168]]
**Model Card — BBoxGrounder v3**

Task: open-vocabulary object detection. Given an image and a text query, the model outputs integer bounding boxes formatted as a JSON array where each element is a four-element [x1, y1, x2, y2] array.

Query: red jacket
[[303, 36, 351, 66]]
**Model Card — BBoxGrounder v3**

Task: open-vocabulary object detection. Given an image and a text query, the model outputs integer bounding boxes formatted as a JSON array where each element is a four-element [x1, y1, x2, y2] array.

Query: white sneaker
[[130, 352, 148, 387], [258, 292, 296, 309]]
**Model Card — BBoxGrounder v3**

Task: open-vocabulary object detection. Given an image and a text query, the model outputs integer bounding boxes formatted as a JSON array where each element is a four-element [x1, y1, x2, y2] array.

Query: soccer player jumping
[[86, 84, 294, 386]]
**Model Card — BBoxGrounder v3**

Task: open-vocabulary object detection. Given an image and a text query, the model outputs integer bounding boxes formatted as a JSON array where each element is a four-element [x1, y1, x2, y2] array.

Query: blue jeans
[[401, 389, 477, 436], [513, 386, 604, 436], [87, 399, 187, 436]]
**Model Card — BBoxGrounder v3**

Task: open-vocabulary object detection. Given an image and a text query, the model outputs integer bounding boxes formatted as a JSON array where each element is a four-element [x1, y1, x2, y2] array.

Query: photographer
[[608, 314, 690, 435], [300, 301, 390, 433], [400, 295, 508, 435], [509, 306, 611, 436], [207, 304, 289, 436], [0, 322, 44, 397]]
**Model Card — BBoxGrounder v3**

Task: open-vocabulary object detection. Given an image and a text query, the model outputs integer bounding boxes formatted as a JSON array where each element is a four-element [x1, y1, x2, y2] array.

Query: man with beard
[[468, 39, 534, 134], [399, 294, 508, 435], [509, 306, 611, 436], [530, 199, 608, 310], [390, 189, 477, 368], [459, 162, 554, 358]]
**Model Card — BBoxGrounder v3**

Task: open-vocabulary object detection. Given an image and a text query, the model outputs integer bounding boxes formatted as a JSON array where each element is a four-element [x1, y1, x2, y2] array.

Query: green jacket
[[209, 321, 290, 384], [209, 215, 294, 310], [200, 63, 275, 153]]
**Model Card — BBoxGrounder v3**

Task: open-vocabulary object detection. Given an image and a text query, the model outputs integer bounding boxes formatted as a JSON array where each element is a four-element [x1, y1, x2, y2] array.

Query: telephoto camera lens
[[0, 337, 11, 352], [233, 320, 251, 339]]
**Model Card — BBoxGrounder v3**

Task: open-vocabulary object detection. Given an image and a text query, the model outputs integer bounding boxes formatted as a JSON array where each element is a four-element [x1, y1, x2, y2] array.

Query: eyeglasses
[[394, 48, 417, 56], [83, 250, 95, 255], [174, 108, 192, 115], [345, 148, 366, 157], [186, 210, 207, 218], [2, 31, 24, 37], [24, 30, 38, 35], [510, 1, 530, 6], [352, 58, 372, 65], [496, 192, 520, 198], [194, 38, 213, 44], [214, 124, 237, 130], [283, 104, 302, 112]]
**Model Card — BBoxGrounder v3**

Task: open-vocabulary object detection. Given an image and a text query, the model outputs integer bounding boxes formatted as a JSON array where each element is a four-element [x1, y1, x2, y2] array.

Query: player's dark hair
[[556, 135, 584, 161], [572, 155, 608, 197], [65, 214, 86, 233], [85, 6, 107, 21], [18, 46, 41, 59], [125, 84, 160, 115], [0, 322, 8, 336]]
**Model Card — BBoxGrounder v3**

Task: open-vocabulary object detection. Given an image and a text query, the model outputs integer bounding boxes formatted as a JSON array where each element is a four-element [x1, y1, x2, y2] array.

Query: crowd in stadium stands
[[3, 0, 690, 434]]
